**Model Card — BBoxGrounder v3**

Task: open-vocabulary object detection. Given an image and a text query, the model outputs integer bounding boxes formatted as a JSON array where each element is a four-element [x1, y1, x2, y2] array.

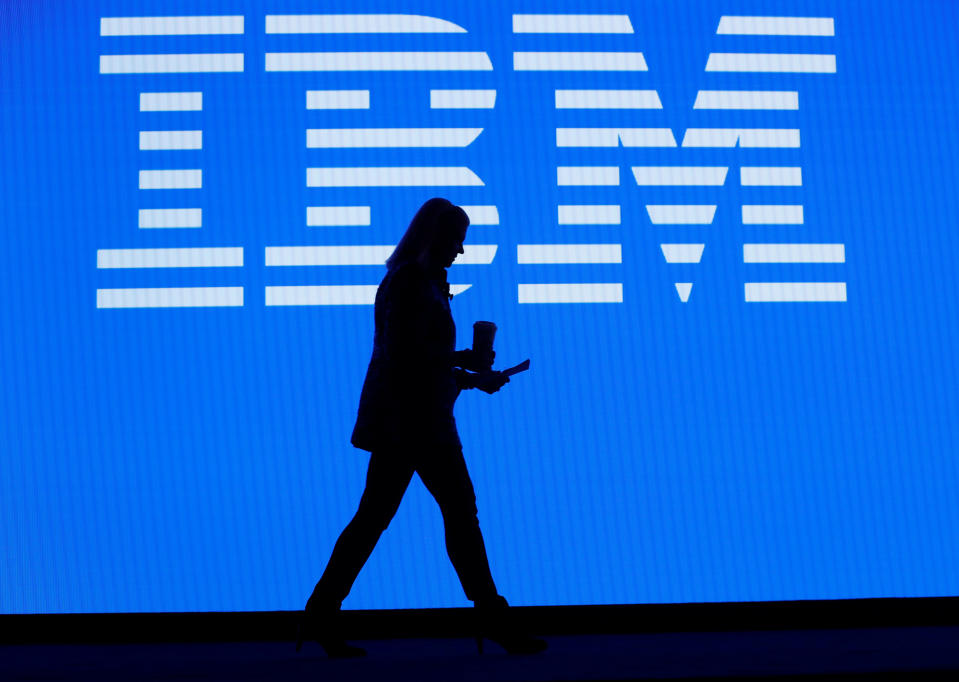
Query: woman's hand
[[473, 370, 509, 394], [453, 349, 495, 372]]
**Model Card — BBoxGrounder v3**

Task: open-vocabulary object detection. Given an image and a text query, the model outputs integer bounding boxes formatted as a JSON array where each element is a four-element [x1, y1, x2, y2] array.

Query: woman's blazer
[[351, 261, 471, 453]]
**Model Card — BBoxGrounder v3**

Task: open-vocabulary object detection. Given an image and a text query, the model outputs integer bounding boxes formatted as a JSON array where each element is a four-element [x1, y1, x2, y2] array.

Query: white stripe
[[265, 245, 497, 266], [617, 129, 675, 147], [100, 16, 243, 36], [307, 167, 484, 187], [632, 167, 727, 185], [460, 205, 499, 225], [97, 247, 242, 268], [139, 130, 202, 151], [693, 90, 797, 110], [681, 128, 800, 148], [306, 128, 482, 148], [646, 205, 716, 225], [518, 283, 623, 304], [514, 52, 647, 71], [741, 167, 802, 186], [717, 16, 834, 36], [100, 54, 243, 74], [512, 14, 633, 33], [744, 244, 844, 263], [660, 244, 705, 264], [681, 129, 738, 147], [306, 90, 369, 109], [266, 246, 390, 266], [517, 244, 621, 264], [557, 167, 619, 186], [745, 282, 846, 302], [97, 287, 243, 308], [266, 52, 492, 71], [306, 206, 370, 226], [706, 53, 836, 73], [265, 284, 472, 306], [454, 245, 496, 264], [742, 205, 804, 224], [555, 89, 661, 109], [139, 92, 202, 112], [557, 128, 676, 147], [266, 285, 378, 306], [558, 205, 620, 225], [139, 169, 201, 190], [138, 208, 201, 228], [266, 15, 465, 34], [430, 90, 496, 109], [739, 129, 800, 147]]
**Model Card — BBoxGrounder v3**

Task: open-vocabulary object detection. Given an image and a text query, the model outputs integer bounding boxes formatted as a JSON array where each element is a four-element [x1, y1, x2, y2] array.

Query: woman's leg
[[308, 450, 415, 609], [415, 448, 499, 604]]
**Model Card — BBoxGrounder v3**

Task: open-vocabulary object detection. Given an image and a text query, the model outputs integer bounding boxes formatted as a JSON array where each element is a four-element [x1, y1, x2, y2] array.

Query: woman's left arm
[[451, 349, 495, 372], [452, 367, 475, 391]]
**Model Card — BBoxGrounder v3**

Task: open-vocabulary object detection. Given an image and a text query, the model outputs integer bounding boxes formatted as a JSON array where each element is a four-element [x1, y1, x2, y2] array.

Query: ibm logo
[[95, 13, 843, 309]]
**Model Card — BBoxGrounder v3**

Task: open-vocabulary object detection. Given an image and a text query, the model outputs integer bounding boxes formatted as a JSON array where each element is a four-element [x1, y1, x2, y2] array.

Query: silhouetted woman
[[296, 198, 547, 657]]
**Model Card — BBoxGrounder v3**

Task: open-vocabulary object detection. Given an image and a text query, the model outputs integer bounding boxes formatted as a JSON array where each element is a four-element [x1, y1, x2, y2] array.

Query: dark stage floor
[[3, 626, 958, 681]]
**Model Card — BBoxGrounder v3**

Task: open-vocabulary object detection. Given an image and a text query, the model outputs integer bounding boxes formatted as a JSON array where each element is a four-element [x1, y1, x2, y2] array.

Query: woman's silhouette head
[[386, 198, 469, 272]]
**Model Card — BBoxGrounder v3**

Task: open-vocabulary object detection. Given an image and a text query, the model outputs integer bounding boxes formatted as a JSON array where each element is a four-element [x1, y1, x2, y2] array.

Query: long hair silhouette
[[386, 197, 469, 271]]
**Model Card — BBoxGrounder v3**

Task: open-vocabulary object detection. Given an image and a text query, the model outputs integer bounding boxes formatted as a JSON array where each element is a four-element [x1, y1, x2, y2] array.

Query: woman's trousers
[[308, 446, 500, 608]]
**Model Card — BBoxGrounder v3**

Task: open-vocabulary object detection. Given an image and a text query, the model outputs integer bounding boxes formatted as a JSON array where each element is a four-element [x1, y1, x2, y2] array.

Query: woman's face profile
[[431, 220, 467, 269]]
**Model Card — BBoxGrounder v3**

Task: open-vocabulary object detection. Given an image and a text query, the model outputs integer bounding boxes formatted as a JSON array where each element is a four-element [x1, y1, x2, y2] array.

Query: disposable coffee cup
[[472, 321, 497, 369]]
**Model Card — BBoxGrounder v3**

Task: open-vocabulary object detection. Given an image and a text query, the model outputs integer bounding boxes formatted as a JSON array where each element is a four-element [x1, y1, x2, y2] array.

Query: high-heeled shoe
[[474, 596, 548, 655], [294, 609, 366, 658]]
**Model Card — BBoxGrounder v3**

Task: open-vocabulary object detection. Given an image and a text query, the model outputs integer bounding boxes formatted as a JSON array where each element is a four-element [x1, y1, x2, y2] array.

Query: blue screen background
[[2, 0, 958, 613]]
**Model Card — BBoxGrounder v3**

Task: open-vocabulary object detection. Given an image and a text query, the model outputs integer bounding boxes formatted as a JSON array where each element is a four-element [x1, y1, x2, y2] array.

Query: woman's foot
[[474, 595, 548, 655], [295, 600, 366, 658]]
